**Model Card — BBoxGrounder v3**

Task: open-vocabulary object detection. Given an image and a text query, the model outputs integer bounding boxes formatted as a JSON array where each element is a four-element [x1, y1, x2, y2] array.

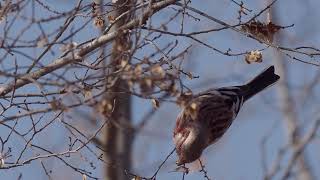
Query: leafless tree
[[0, 0, 319, 180]]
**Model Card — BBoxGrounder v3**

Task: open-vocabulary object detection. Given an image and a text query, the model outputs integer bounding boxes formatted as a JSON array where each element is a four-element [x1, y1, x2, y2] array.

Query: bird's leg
[[174, 163, 189, 174]]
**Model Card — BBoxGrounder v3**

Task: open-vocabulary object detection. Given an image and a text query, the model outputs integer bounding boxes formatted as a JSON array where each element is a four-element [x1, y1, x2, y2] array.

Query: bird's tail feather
[[241, 66, 280, 101]]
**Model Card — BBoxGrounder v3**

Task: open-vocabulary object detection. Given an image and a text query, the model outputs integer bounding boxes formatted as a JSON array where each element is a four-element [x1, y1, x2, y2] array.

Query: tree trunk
[[103, 0, 134, 179]]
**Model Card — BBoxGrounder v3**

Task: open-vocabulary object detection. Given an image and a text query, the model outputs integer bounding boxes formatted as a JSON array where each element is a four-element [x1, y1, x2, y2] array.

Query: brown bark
[[103, 0, 134, 179]]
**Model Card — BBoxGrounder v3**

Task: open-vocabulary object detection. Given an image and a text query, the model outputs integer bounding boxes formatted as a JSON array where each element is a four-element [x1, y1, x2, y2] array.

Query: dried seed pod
[[93, 16, 105, 28], [241, 20, 282, 43], [245, 50, 263, 64], [140, 78, 154, 96], [151, 64, 165, 78], [134, 64, 143, 75], [37, 36, 48, 48], [97, 99, 114, 116], [151, 98, 160, 109]]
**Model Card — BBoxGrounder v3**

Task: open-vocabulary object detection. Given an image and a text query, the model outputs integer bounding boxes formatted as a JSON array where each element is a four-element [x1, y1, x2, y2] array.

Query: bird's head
[[174, 123, 208, 166]]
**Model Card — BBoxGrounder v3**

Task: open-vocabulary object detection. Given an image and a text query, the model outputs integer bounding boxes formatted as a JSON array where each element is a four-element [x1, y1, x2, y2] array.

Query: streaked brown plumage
[[173, 66, 280, 165]]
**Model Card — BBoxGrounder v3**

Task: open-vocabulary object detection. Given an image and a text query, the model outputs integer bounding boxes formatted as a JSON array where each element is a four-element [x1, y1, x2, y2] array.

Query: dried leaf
[[245, 50, 262, 64], [134, 64, 143, 75], [0, 158, 4, 168], [169, 84, 179, 96], [131, 176, 142, 180], [151, 99, 160, 109], [82, 174, 87, 180], [94, 16, 105, 28], [151, 64, 165, 78], [37, 37, 48, 48], [121, 60, 128, 68], [241, 20, 282, 43], [50, 97, 63, 111], [106, 103, 113, 112], [124, 64, 132, 71], [187, 72, 193, 79], [145, 78, 152, 87], [140, 78, 154, 96], [97, 99, 114, 116], [84, 89, 93, 100], [107, 15, 115, 23]]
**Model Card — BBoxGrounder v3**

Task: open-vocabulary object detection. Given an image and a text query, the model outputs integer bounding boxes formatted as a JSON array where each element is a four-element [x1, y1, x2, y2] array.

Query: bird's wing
[[196, 93, 236, 146]]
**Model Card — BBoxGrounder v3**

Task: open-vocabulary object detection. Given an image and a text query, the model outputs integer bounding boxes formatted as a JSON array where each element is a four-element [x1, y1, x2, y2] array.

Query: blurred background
[[0, 0, 319, 179]]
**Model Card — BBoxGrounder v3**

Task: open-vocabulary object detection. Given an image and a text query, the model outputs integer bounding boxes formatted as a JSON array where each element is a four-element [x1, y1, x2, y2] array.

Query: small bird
[[173, 66, 280, 165]]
